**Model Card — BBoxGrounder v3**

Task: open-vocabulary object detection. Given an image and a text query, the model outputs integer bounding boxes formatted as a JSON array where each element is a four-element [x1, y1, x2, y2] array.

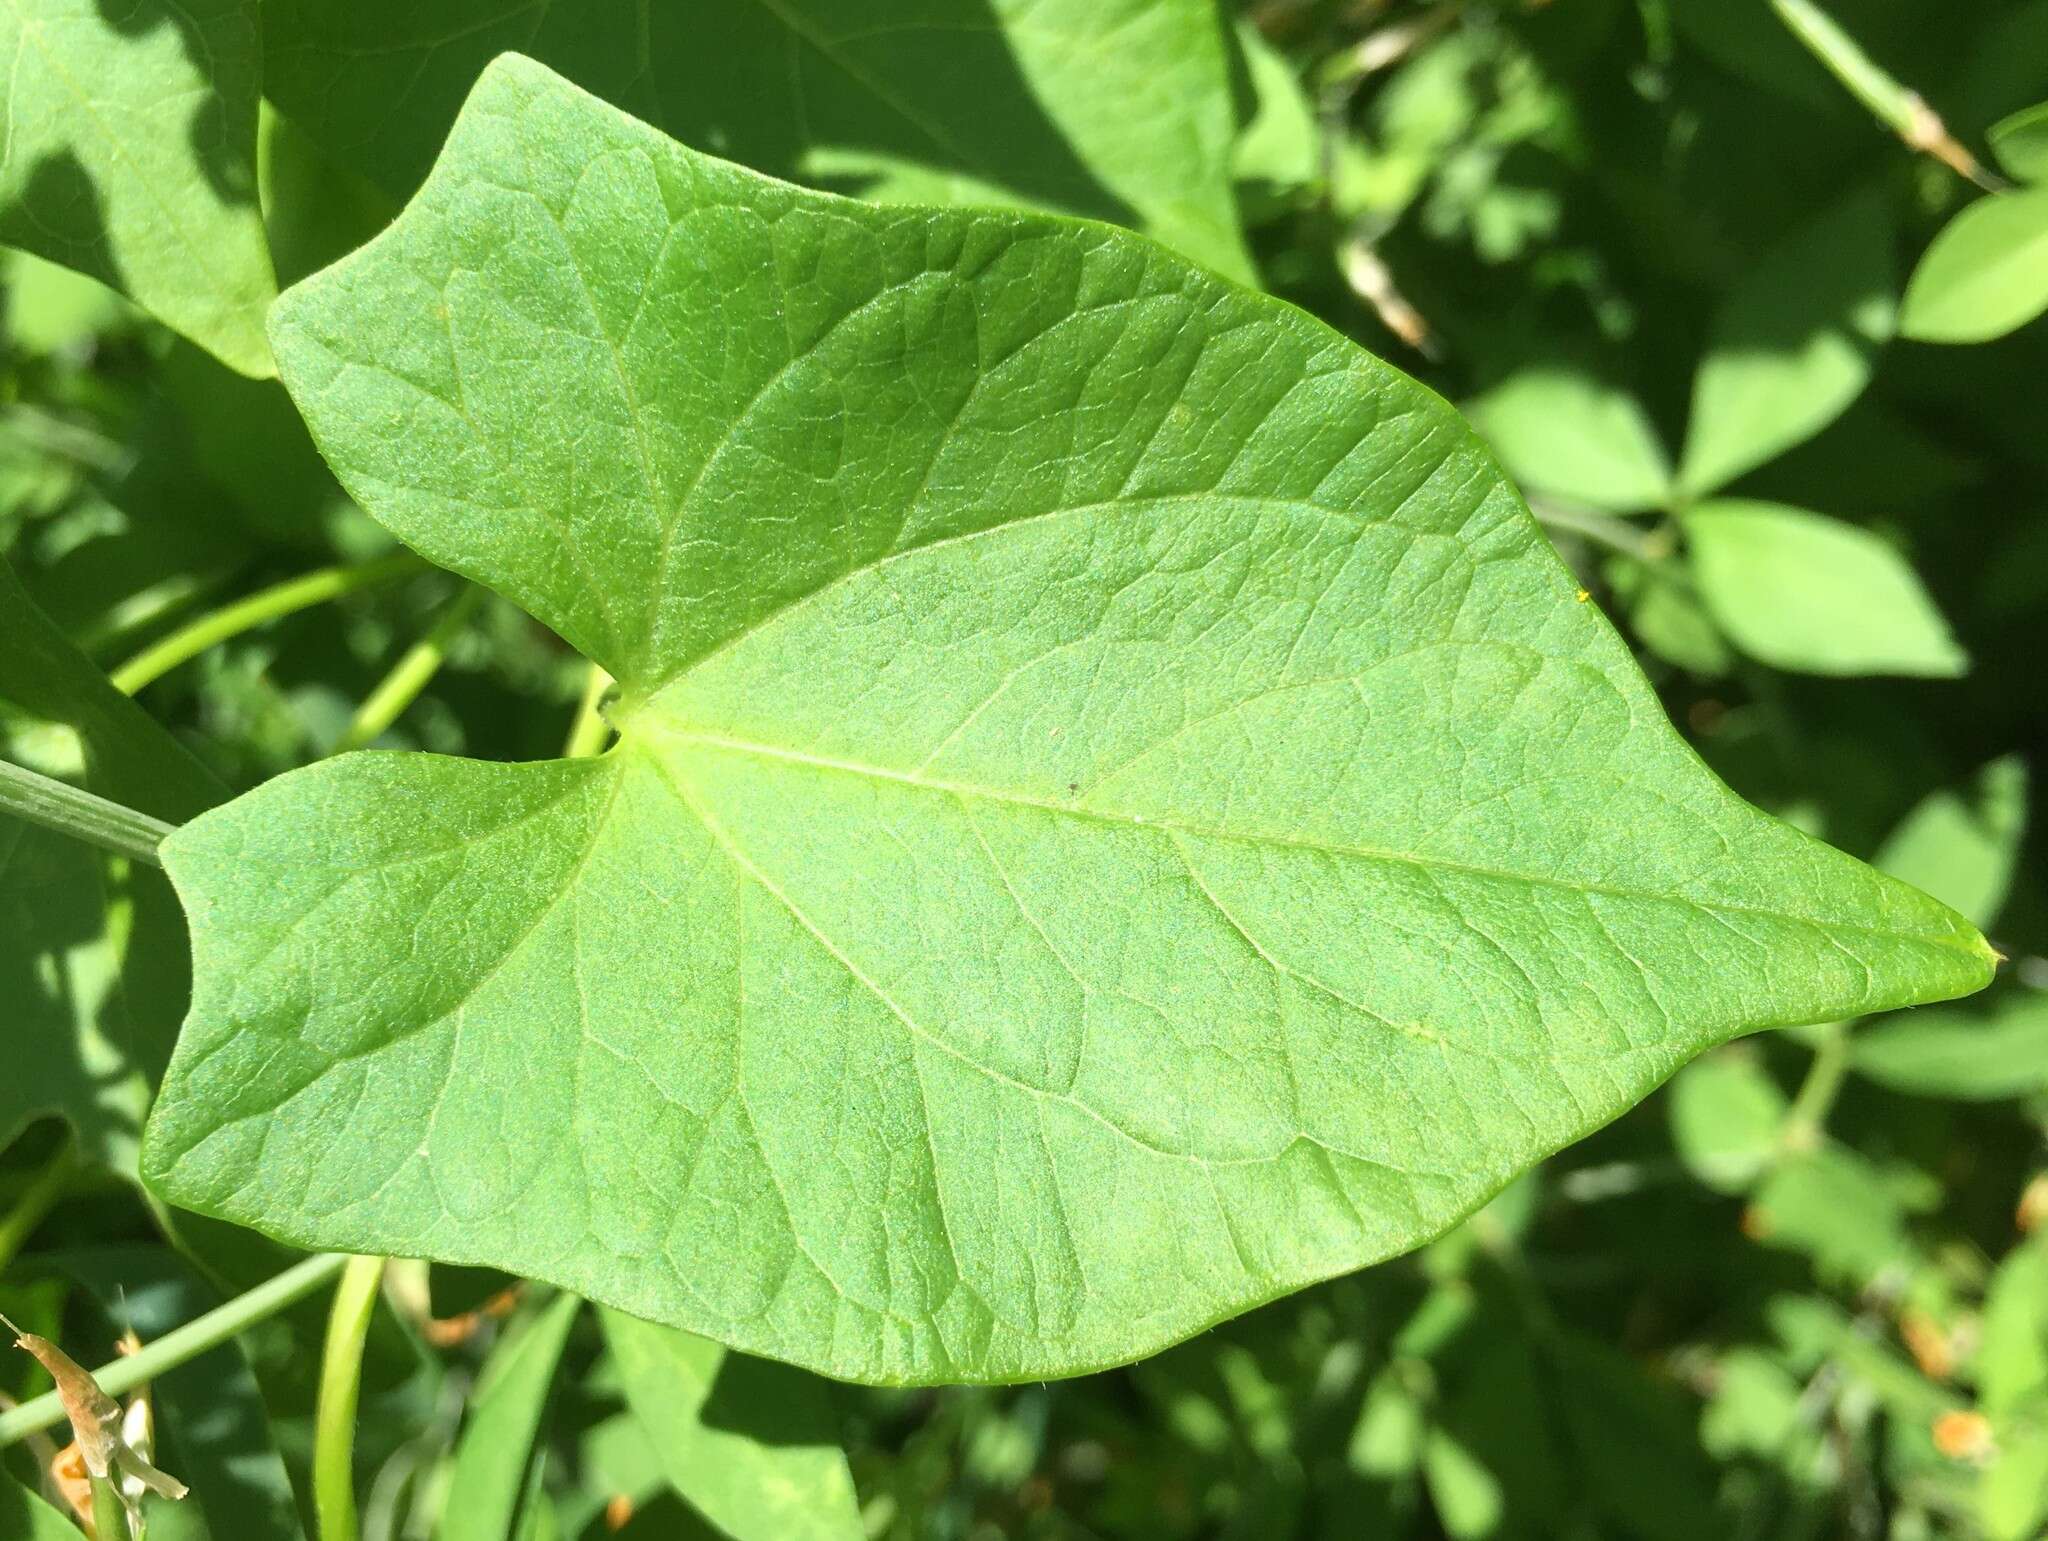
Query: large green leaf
[[1899, 186, 2048, 345], [0, 557, 223, 1171], [0, 0, 276, 375], [260, 0, 1251, 280], [141, 57, 1992, 1386], [603, 1309, 861, 1541], [1676, 188, 1894, 499]]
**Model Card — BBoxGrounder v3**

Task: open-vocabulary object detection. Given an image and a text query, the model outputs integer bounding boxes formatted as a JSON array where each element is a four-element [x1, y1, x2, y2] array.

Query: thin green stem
[[91, 1475, 130, 1541], [1785, 1021, 1853, 1150], [0, 1139, 78, 1275], [2, 405, 128, 473], [1529, 499, 1676, 563], [0, 759, 173, 866], [1769, 0, 2001, 189], [314, 1255, 386, 1541], [334, 585, 483, 753], [110, 551, 423, 696], [563, 662, 615, 758], [0, 1252, 350, 1446]]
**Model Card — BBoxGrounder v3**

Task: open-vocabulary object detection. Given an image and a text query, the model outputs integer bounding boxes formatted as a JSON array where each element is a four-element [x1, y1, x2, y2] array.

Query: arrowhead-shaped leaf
[[141, 56, 1993, 1385]]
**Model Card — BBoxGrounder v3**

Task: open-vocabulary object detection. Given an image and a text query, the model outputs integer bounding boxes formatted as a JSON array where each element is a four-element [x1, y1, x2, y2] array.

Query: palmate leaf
[[261, 0, 1252, 281], [140, 56, 1992, 1385]]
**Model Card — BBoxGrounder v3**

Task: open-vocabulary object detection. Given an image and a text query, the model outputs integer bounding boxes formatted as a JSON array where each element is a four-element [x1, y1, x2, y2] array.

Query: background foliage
[[1, 0, 2044, 1538]]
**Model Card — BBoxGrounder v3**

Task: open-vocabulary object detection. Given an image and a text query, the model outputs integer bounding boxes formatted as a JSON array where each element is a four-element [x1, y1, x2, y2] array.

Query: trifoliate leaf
[[142, 56, 1993, 1385]]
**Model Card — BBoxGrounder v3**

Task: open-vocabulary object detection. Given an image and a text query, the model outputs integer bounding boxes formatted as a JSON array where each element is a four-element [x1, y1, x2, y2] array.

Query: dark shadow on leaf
[[4, 151, 124, 296], [87, 0, 262, 206], [696, 1347, 842, 1450], [263, 0, 1135, 227]]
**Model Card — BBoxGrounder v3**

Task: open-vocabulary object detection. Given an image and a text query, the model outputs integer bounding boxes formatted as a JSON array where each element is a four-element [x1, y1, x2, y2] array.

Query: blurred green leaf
[[1876, 756, 2027, 930], [1554, 1332, 1720, 1541], [602, 1309, 861, 1541], [0, 0, 276, 375], [1767, 1294, 1958, 1424], [566, 1409, 666, 1539], [1233, 19, 1319, 210], [1699, 1349, 1804, 1461], [1, 251, 131, 357], [0, 1472, 78, 1540], [1669, 1048, 1789, 1195], [1989, 101, 2048, 183], [1685, 500, 1967, 677], [1901, 186, 2048, 344], [1978, 1237, 2048, 1416], [1467, 369, 1671, 512], [1349, 1369, 1425, 1479], [1748, 1146, 1926, 1286], [1853, 991, 2048, 1101], [1422, 1428, 1503, 1540], [1678, 188, 1895, 498], [1607, 560, 1734, 678], [1983, 1420, 2048, 1541], [441, 1293, 582, 1541]]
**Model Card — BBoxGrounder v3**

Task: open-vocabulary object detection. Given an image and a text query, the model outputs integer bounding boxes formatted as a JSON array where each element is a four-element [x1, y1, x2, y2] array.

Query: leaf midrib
[[633, 723, 1981, 956]]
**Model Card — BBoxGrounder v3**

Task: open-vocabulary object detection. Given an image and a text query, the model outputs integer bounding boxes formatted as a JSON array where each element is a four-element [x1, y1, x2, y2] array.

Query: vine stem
[[0, 1139, 78, 1276], [334, 584, 483, 753], [1769, 0, 2002, 190], [1529, 499, 1675, 563], [0, 759, 173, 865], [0, 1253, 350, 1446], [1785, 1022, 1853, 1150], [110, 551, 424, 696], [314, 1255, 386, 1541]]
